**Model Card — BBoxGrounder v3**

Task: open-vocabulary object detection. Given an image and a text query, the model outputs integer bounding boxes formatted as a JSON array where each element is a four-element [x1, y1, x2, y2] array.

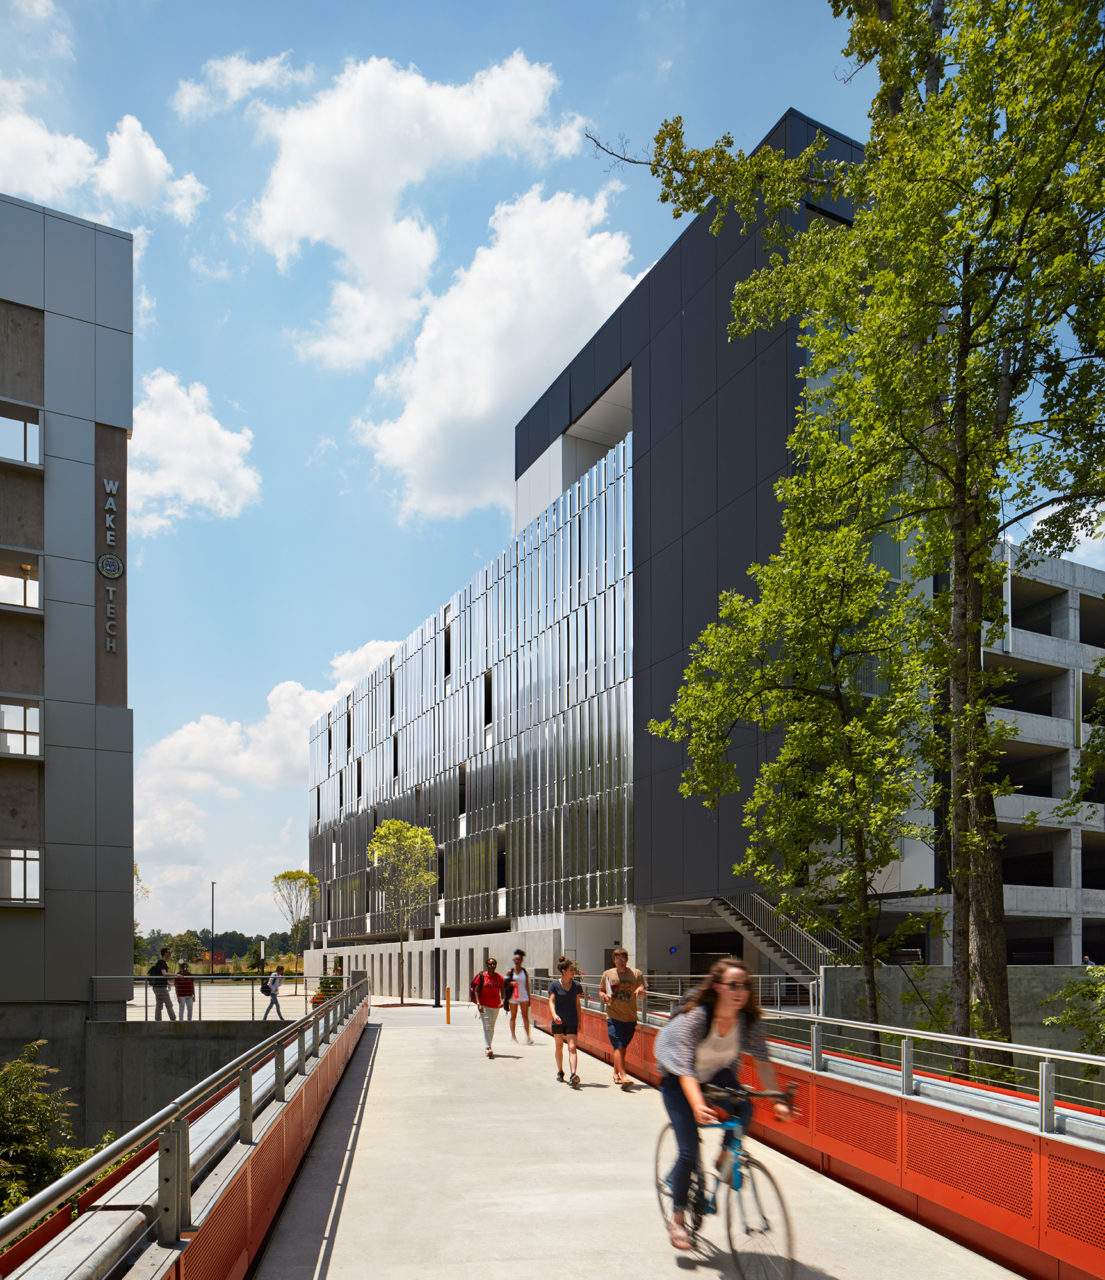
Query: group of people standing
[[147, 947, 286, 1021], [471, 945, 647, 1089]]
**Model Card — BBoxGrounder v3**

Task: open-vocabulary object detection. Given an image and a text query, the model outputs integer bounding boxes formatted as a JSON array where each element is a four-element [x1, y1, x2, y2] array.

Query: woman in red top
[[473, 957, 505, 1058], [175, 963, 195, 1021]]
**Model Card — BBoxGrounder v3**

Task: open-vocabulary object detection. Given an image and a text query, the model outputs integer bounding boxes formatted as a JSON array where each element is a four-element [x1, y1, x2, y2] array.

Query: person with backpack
[[654, 957, 792, 1251], [262, 965, 285, 1021], [148, 948, 176, 1022], [470, 957, 505, 1058]]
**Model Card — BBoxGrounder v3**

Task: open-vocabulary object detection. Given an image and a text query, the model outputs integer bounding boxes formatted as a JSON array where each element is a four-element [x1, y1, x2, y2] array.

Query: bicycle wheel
[[654, 1125, 704, 1247], [725, 1155, 793, 1280], [654, 1124, 679, 1227]]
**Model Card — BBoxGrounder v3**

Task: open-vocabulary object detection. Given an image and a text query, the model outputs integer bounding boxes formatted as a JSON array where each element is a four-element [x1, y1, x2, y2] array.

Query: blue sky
[[1, 0, 895, 936]]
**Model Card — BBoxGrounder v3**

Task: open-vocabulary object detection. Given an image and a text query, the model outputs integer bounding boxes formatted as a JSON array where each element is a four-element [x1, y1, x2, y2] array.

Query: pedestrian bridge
[[4, 986, 1101, 1280]]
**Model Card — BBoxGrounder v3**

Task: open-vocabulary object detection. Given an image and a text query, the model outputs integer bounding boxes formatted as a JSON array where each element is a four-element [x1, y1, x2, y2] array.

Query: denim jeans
[[660, 1068, 748, 1212], [264, 993, 282, 1019]]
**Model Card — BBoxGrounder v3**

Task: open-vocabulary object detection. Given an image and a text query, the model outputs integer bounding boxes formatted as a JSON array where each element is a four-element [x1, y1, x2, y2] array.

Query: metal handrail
[[720, 893, 861, 971], [0, 979, 368, 1255]]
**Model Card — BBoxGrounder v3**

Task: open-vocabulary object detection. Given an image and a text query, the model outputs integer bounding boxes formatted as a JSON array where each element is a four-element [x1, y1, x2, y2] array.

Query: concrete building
[[306, 110, 1105, 989], [0, 193, 134, 1090]]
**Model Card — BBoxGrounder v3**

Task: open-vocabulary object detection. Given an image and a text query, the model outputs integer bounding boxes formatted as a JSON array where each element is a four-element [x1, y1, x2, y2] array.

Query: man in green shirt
[[600, 947, 646, 1086]]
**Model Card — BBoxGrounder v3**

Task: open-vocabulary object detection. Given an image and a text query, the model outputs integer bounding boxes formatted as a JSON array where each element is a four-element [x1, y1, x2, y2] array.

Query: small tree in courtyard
[[367, 820, 437, 1005], [272, 871, 319, 989]]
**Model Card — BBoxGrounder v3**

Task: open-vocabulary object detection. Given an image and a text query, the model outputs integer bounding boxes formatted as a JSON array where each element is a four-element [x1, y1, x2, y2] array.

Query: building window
[[0, 411, 40, 465], [1, 701, 40, 755], [0, 848, 41, 903], [0, 552, 39, 608]]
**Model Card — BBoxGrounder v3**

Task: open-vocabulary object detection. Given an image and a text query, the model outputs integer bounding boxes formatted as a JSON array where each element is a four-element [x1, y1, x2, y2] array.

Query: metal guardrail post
[[812, 1022, 825, 1072], [298, 1026, 307, 1074], [1039, 1060, 1056, 1134], [901, 1038, 914, 1096], [239, 1067, 253, 1144], [157, 1124, 181, 1243], [312, 1016, 320, 1058], [251, 980, 255, 1020], [274, 1041, 286, 1103]]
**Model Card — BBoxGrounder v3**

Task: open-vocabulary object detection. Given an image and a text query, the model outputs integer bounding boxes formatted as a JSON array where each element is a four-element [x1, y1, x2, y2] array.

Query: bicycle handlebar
[[703, 1081, 798, 1106]]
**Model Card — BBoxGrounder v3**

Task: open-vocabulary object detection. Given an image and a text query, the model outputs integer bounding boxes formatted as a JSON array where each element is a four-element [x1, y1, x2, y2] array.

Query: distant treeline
[[136, 924, 307, 966]]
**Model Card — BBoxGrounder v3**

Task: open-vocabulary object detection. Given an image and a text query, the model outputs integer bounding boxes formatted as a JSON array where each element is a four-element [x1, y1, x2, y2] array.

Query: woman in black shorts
[[548, 956, 583, 1085]]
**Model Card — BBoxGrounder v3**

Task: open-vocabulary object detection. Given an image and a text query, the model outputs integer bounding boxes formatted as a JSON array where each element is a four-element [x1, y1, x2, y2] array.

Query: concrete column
[[1054, 917, 1083, 966], [1052, 588, 1078, 642], [1052, 830, 1077, 890], [621, 905, 649, 972], [927, 921, 952, 966]]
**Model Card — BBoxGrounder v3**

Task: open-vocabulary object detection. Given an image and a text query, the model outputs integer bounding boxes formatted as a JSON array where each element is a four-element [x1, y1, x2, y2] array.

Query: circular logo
[[97, 554, 125, 580]]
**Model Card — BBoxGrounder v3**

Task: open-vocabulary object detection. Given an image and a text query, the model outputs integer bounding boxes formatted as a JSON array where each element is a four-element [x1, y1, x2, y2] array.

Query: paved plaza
[[251, 1005, 1019, 1280]]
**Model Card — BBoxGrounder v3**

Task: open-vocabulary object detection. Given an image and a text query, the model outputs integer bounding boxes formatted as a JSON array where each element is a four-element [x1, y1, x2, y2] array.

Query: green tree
[[1043, 964, 1105, 1074], [272, 871, 319, 987], [652, 457, 937, 1044], [165, 931, 203, 965], [640, 0, 1105, 1058], [366, 820, 437, 1005], [0, 1042, 107, 1214]]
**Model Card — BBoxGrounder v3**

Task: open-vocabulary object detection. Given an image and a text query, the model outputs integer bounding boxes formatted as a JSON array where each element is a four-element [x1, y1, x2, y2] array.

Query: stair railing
[[716, 893, 861, 975]]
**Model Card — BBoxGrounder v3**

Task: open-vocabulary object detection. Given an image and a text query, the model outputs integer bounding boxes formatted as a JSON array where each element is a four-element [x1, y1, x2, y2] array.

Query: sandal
[[668, 1220, 692, 1251]]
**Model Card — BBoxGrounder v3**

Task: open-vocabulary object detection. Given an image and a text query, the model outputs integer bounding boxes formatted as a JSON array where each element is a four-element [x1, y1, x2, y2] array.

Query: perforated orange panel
[[1042, 1142, 1105, 1274], [902, 1104, 1037, 1244], [813, 1079, 900, 1177], [247, 1120, 286, 1255], [181, 1168, 249, 1280]]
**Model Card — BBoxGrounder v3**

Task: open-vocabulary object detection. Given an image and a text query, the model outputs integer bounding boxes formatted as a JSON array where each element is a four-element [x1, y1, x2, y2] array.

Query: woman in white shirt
[[263, 965, 285, 1021], [506, 949, 533, 1043]]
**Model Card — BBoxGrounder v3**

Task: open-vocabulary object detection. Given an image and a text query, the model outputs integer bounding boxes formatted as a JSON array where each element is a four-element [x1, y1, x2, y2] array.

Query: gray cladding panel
[[96, 887, 133, 975], [45, 842, 95, 892], [43, 554, 94, 606], [649, 316, 682, 445], [682, 516, 718, 646], [45, 412, 95, 464], [43, 454, 94, 558], [95, 749, 133, 846], [45, 215, 95, 322], [96, 846, 132, 893], [44, 745, 96, 843], [43, 887, 95, 999], [682, 397, 717, 527], [0, 909, 45, 1000], [95, 325, 133, 430], [650, 429, 682, 555], [43, 313, 95, 419], [0, 200, 44, 309], [649, 540, 682, 664], [96, 705, 133, 752], [43, 602, 94, 702], [95, 230, 133, 333], [44, 699, 95, 748]]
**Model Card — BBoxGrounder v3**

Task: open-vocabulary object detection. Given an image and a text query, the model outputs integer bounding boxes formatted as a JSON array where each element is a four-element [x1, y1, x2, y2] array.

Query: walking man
[[600, 947, 646, 1086], [148, 948, 176, 1022]]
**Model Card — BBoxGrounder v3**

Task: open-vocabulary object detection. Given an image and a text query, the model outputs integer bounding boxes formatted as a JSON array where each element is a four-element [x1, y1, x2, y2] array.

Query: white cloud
[[95, 115, 207, 224], [130, 370, 261, 535], [246, 50, 584, 369], [173, 50, 314, 120], [135, 284, 156, 330], [9, 0, 72, 59], [189, 254, 230, 280], [0, 87, 204, 224], [356, 183, 638, 519]]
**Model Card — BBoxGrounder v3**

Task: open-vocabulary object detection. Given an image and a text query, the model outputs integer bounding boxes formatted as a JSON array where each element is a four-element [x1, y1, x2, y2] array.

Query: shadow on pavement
[[251, 1020, 381, 1280]]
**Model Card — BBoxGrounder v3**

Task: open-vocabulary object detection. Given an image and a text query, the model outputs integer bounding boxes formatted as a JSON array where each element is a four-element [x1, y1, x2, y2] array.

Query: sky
[[5, 0, 1072, 939]]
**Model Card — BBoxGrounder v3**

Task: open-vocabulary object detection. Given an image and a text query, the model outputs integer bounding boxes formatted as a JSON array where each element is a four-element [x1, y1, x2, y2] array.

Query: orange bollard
[[445, 986, 451, 1023]]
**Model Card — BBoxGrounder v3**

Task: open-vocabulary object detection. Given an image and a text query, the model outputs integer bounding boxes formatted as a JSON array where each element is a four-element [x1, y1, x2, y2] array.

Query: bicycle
[[655, 1081, 796, 1279]]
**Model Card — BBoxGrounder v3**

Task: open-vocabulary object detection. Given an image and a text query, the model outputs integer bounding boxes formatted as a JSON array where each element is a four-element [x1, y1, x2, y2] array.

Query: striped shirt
[[654, 1005, 768, 1079]]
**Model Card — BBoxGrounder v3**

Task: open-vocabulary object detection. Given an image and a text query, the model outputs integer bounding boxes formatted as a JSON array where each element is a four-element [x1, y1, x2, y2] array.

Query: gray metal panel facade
[[0, 192, 133, 1008]]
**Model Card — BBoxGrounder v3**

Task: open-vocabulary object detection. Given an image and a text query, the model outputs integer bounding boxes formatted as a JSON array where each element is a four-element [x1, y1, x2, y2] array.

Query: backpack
[[261, 977, 271, 996], [469, 973, 483, 1003]]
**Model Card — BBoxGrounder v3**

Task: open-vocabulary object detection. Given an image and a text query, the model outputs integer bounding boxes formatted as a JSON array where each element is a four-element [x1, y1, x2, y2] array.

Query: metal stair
[[711, 893, 862, 979]]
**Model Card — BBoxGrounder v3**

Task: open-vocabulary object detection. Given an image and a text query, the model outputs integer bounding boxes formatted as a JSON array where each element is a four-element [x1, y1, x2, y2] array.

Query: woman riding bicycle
[[654, 957, 792, 1251]]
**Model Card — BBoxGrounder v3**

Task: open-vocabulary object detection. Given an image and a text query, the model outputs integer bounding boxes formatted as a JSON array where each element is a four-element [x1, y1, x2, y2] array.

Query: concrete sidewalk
[[253, 1005, 1020, 1280]]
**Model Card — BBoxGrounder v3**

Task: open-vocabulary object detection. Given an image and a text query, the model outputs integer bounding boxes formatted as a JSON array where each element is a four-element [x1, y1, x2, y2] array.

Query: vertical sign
[[95, 423, 127, 705]]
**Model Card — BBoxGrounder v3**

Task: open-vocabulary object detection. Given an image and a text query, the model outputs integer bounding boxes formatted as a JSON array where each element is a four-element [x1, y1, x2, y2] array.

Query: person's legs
[[566, 1032, 579, 1079], [660, 1074, 700, 1216], [521, 1001, 532, 1040], [553, 1032, 565, 1075], [509, 1001, 518, 1037], [155, 990, 175, 1021]]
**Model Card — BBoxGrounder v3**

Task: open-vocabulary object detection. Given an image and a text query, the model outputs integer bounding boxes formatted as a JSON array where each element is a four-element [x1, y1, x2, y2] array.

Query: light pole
[[210, 881, 216, 976]]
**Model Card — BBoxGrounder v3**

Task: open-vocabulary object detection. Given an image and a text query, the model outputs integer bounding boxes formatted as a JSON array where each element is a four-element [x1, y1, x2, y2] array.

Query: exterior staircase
[[710, 893, 862, 979]]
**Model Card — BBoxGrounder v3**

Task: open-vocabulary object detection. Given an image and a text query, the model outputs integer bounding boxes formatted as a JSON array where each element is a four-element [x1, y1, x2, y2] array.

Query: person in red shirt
[[472, 957, 506, 1058]]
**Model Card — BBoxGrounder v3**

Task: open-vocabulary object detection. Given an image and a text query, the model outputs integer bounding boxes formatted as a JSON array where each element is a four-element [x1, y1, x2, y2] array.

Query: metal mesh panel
[[904, 1111, 1034, 1220], [248, 1122, 285, 1254], [181, 1170, 248, 1280], [814, 1083, 899, 1165], [1045, 1151, 1105, 1250]]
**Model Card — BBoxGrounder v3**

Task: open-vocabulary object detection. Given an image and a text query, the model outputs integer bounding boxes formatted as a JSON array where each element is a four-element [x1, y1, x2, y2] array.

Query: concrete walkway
[[253, 1005, 1020, 1280]]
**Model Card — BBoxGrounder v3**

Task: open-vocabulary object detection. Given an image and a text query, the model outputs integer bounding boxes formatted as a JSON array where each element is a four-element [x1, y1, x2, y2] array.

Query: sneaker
[[527, 1037, 534, 1045], [569, 1072, 580, 1086], [556, 1070, 565, 1082]]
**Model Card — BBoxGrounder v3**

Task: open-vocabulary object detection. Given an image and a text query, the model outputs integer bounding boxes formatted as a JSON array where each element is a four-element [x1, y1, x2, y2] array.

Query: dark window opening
[[437, 850, 445, 898], [496, 824, 506, 891], [444, 624, 452, 682], [1081, 594, 1105, 648], [389, 669, 396, 723], [393, 735, 399, 778], [484, 671, 493, 727], [356, 759, 362, 802], [458, 763, 467, 815]]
